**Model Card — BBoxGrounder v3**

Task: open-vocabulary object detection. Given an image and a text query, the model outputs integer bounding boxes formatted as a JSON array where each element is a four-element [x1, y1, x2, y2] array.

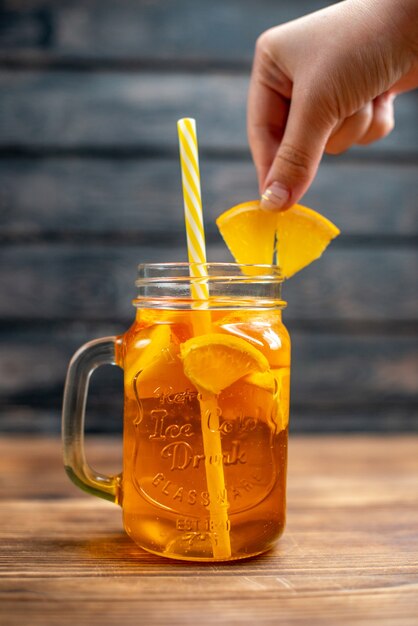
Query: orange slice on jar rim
[[216, 200, 340, 278]]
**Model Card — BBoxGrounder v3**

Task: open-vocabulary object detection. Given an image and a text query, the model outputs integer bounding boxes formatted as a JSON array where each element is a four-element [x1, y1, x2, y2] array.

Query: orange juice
[[118, 306, 290, 560]]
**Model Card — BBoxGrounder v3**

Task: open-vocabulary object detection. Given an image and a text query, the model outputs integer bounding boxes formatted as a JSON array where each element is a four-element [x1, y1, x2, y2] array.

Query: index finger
[[247, 46, 291, 192]]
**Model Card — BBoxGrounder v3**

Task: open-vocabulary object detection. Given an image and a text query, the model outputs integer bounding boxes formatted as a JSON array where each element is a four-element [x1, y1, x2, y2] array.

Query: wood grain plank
[[1, 71, 417, 154], [0, 435, 417, 625], [2, 326, 417, 401], [0, 325, 416, 433], [1, 158, 417, 237], [0, 244, 416, 321], [3, 435, 418, 499], [0, 1, 342, 61], [1, 593, 418, 626]]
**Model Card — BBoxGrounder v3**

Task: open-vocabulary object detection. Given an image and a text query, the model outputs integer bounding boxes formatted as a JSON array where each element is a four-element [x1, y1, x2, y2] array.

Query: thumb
[[260, 94, 332, 211]]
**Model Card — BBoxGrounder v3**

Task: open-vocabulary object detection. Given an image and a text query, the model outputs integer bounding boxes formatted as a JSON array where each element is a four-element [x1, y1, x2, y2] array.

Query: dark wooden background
[[0, 0, 417, 434]]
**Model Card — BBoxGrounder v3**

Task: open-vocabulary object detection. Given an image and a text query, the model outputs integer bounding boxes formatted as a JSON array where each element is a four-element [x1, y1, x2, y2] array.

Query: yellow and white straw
[[177, 118, 209, 302]]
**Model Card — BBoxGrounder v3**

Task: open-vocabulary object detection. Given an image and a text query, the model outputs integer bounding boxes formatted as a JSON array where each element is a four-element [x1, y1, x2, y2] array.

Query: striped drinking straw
[[177, 118, 209, 303], [177, 118, 231, 559]]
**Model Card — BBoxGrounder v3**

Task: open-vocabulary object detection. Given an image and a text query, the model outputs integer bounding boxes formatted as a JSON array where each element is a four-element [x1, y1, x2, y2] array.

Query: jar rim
[[134, 263, 286, 310], [136, 262, 283, 283]]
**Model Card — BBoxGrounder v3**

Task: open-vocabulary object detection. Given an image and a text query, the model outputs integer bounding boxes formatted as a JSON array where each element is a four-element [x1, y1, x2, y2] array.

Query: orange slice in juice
[[214, 311, 291, 368], [272, 368, 291, 431], [243, 370, 276, 392], [125, 324, 172, 384], [216, 200, 340, 278], [126, 325, 193, 398], [180, 333, 269, 394]]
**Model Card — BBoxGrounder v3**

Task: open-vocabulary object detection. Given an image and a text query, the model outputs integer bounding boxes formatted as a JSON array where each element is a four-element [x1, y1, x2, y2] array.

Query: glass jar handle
[[62, 336, 122, 503]]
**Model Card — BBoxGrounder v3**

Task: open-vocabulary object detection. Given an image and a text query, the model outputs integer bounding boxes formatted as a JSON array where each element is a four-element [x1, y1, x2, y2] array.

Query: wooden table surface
[[1, 435, 417, 626]]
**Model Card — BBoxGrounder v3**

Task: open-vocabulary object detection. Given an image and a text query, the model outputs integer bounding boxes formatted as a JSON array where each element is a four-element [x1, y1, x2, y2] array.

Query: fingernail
[[261, 182, 290, 210]]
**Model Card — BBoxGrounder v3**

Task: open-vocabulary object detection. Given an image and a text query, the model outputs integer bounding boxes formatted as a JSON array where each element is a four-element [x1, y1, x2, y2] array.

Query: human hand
[[248, 0, 418, 210]]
